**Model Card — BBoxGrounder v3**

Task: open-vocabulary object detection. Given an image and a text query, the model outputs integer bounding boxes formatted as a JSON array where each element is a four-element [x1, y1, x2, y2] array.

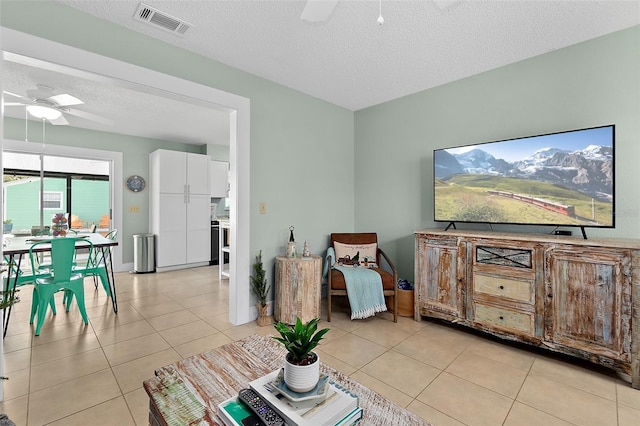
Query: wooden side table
[[274, 255, 322, 324]]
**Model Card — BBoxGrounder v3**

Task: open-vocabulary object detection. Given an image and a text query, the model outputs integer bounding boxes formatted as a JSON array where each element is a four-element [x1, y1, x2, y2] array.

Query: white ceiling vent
[[134, 3, 193, 36]]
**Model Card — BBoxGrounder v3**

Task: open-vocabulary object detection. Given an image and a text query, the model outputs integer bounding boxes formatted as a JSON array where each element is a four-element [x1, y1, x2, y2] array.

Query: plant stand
[[274, 255, 322, 324]]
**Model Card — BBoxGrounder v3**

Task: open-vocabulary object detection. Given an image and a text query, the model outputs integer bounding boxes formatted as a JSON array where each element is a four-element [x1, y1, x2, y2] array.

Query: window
[[43, 192, 63, 210]]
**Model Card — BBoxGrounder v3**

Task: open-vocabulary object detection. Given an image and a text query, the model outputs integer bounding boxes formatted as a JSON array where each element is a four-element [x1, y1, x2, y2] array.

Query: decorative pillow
[[333, 242, 378, 268]]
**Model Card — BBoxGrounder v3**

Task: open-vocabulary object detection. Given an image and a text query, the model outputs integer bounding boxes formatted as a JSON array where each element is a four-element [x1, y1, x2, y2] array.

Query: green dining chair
[[28, 238, 91, 336], [36, 229, 79, 273], [80, 229, 117, 294], [3, 255, 54, 311]]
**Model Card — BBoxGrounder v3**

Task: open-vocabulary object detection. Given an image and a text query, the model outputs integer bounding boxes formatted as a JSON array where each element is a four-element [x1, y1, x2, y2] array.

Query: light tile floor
[[1, 265, 639, 425]]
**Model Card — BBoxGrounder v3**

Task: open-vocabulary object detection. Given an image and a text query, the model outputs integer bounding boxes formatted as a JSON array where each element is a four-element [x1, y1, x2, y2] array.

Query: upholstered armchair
[[327, 233, 398, 323]]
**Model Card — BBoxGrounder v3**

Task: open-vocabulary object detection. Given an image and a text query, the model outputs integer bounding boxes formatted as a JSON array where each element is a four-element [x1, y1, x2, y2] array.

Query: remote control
[[238, 388, 285, 426]]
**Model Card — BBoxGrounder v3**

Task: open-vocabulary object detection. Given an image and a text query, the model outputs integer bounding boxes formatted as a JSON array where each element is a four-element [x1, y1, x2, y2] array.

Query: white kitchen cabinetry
[[150, 149, 211, 270], [210, 160, 229, 198]]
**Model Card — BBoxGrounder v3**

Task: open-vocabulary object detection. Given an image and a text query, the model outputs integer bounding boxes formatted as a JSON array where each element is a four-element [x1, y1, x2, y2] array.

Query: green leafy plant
[[250, 250, 270, 307], [0, 290, 20, 310], [0, 265, 20, 310], [273, 317, 329, 365], [2, 219, 11, 224]]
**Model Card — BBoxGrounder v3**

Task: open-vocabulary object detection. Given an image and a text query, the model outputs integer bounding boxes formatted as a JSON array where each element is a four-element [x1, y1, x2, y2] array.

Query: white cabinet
[[150, 150, 211, 269], [210, 160, 229, 198]]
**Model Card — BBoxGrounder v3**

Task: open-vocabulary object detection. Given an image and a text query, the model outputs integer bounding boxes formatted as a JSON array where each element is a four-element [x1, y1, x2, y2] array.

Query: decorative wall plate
[[126, 175, 146, 192]]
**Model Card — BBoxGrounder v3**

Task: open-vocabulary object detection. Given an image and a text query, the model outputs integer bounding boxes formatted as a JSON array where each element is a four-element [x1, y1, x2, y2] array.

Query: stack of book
[[218, 369, 363, 426]]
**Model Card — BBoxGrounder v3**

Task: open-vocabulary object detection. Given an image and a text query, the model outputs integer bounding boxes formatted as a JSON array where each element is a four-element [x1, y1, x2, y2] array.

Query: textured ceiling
[[57, 0, 640, 110], [3, 0, 639, 145]]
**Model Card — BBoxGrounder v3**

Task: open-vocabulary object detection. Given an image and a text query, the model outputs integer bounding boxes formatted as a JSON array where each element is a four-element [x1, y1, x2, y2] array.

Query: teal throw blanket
[[326, 248, 387, 320]]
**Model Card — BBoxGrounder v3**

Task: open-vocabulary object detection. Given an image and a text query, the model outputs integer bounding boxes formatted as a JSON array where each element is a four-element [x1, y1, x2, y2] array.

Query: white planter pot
[[283, 352, 320, 393]]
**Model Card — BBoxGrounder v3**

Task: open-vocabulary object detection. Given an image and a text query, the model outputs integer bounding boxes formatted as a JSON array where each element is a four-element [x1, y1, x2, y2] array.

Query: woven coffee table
[[144, 334, 431, 426]]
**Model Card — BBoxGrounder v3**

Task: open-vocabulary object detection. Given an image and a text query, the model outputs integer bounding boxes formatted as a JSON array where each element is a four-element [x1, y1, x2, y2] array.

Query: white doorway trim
[[1, 27, 252, 325]]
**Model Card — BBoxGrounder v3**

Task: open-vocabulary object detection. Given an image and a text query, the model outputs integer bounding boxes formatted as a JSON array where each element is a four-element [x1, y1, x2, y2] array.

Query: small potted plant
[[0, 290, 20, 310], [250, 250, 272, 326], [3, 219, 13, 234], [0, 265, 21, 313], [273, 317, 329, 392]]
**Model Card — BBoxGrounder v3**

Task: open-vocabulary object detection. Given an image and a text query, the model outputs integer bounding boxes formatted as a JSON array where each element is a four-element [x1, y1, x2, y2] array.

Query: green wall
[[3, 2, 638, 288], [1, 1, 355, 288], [4, 177, 109, 230], [355, 25, 640, 281]]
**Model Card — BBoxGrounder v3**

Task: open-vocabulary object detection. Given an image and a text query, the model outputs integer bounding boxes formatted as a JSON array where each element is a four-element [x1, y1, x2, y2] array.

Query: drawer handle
[[499, 316, 504, 320], [499, 285, 504, 290]]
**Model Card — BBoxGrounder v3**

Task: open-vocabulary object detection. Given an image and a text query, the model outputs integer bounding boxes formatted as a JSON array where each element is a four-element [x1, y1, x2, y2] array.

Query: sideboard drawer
[[473, 303, 534, 336], [473, 274, 534, 303]]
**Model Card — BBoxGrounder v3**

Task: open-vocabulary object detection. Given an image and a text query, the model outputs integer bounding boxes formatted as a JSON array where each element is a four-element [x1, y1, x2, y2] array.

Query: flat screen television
[[433, 125, 615, 233]]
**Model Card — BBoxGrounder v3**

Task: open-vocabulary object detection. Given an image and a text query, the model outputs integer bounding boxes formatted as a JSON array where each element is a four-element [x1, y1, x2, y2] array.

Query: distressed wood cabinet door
[[416, 236, 466, 320], [274, 255, 322, 324], [544, 247, 632, 362]]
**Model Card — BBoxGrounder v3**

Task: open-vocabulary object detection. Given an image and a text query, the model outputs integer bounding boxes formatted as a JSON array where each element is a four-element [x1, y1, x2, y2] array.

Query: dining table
[[1, 233, 119, 336]]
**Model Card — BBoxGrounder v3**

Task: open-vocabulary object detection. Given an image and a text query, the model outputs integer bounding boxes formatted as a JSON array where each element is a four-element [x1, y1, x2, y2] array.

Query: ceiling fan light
[[26, 105, 62, 120]]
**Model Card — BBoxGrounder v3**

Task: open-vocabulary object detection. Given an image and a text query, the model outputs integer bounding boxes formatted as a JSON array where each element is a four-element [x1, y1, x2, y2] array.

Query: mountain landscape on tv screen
[[434, 143, 614, 226], [435, 144, 613, 201]]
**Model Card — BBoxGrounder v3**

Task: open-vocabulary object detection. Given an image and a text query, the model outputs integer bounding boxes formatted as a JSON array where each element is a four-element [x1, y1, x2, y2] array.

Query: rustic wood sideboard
[[414, 229, 640, 389]]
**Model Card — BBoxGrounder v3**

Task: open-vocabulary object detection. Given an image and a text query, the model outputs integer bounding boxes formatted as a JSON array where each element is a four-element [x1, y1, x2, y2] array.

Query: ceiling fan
[[3, 84, 113, 126], [301, 0, 340, 22], [300, 0, 461, 23]]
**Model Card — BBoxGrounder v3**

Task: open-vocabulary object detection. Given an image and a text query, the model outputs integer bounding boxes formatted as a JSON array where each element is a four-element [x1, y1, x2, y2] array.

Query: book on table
[[217, 396, 263, 426], [217, 396, 362, 426], [334, 406, 363, 426], [248, 369, 360, 426]]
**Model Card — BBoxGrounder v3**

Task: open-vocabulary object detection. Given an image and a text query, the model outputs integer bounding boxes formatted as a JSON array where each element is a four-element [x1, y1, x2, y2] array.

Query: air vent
[[134, 2, 193, 36]]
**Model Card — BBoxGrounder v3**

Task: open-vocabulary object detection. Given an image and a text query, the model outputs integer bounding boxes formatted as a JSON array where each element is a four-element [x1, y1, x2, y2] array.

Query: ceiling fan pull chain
[[42, 118, 46, 148], [377, 0, 384, 25]]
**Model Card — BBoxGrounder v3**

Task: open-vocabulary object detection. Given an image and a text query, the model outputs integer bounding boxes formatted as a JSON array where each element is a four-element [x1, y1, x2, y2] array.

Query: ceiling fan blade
[[49, 114, 69, 126], [4, 102, 27, 107], [433, 1, 460, 11], [49, 93, 84, 107], [3, 90, 31, 103], [65, 108, 114, 126], [301, 0, 339, 22]]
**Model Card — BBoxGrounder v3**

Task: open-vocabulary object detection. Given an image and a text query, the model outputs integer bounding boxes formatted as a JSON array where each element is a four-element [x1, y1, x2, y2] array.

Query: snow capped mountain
[[529, 147, 568, 162], [455, 149, 511, 175], [576, 144, 612, 161], [439, 144, 612, 201]]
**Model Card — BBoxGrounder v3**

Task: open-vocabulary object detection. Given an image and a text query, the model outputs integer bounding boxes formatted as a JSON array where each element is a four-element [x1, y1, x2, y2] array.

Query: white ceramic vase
[[283, 352, 320, 393]]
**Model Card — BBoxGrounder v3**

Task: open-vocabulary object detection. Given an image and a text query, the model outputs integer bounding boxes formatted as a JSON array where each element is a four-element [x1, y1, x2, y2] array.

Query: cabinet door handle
[[499, 316, 504, 320], [499, 285, 504, 290], [547, 294, 553, 298]]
